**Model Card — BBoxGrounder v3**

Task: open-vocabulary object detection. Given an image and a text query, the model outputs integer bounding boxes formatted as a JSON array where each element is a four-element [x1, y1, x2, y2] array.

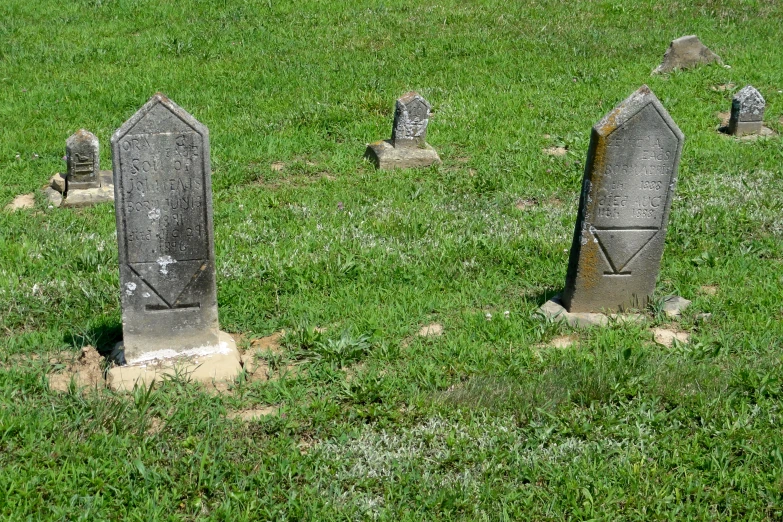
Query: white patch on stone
[[125, 282, 137, 296], [156, 255, 176, 275], [142, 292, 151, 298], [126, 339, 231, 365], [148, 208, 161, 220]]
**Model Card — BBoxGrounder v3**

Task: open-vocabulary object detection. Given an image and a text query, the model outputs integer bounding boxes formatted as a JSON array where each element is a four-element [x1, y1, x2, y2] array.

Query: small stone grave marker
[[66, 129, 100, 190], [365, 91, 441, 169], [45, 130, 115, 208], [728, 85, 765, 136], [108, 94, 239, 389], [560, 85, 684, 313]]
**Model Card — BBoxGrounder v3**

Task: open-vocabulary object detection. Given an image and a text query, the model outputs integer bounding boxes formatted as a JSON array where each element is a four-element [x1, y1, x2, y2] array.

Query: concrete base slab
[[537, 294, 645, 328], [364, 140, 441, 170], [61, 171, 114, 208], [108, 331, 241, 391]]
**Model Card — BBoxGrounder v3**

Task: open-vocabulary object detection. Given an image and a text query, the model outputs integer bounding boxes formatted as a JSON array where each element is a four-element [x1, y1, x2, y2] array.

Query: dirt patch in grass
[[699, 285, 719, 296], [542, 146, 567, 157], [417, 323, 443, 337], [48, 346, 105, 392], [5, 193, 34, 211], [652, 328, 689, 347], [227, 406, 280, 420]]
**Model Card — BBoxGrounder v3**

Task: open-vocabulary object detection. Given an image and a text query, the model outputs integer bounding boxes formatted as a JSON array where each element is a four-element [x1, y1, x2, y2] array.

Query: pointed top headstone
[[729, 85, 765, 136], [562, 85, 684, 312], [65, 129, 100, 190], [392, 91, 431, 148], [111, 94, 219, 363]]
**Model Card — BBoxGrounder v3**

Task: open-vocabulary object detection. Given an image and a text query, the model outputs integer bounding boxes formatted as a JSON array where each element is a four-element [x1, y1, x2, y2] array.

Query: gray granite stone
[[652, 35, 722, 74], [662, 295, 691, 317], [65, 129, 101, 190], [538, 294, 645, 328], [111, 93, 219, 363], [43, 186, 63, 207], [729, 85, 765, 136], [562, 86, 684, 313], [365, 92, 440, 169], [392, 92, 430, 148]]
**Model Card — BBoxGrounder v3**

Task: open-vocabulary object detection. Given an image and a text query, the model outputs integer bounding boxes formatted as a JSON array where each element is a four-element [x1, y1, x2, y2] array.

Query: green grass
[[2, 0, 783, 519]]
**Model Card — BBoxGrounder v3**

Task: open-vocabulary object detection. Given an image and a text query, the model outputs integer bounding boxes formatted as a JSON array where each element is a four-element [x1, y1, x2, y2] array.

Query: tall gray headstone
[[66, 129, 101, 190], [729, 85, 765, 136], [112, 94, 219, 362], [562, 85, 684, 312]]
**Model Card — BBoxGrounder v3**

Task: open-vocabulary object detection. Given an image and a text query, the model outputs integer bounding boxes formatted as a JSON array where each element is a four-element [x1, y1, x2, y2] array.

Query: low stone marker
[[66, 130, 101, 190], [45, 129, 115, 208], [728, 85, 765, 136], [543, 86, 684, 320], [652, 35, 722, 74], [364, 91, 441, 169], [108, 93, 240, 390]]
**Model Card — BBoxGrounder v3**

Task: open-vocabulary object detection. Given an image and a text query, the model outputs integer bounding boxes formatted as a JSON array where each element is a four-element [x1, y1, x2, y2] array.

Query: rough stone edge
[[108, 331, 241, 392], [364, 139, 441, 170], [537, 294, 647, 328], [651, 35, 723, 75]]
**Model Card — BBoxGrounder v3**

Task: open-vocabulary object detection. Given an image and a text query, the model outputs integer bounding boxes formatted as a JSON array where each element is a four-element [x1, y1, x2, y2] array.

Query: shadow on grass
[[436, 347, 728, 417], [63, 318, 123, 358]]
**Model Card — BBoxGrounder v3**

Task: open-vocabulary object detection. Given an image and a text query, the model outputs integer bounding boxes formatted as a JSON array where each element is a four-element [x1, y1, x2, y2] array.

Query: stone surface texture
[[538, 295, 645, 328], [652, 35, 722, 74], [729, 85, 765, 136], [562, 85, 684, 313], [43, 187, 63, 207], [112, 94, 219, 362], [364, 140, 441, 170], [365, 92, 440, 169], [392, 91, 431, 147], [66, 129, 101, 190], [61, 171, 114, 208], [108, 331, 240, 391], [50, 173, 66, 193], [662, 295, 691, 317]]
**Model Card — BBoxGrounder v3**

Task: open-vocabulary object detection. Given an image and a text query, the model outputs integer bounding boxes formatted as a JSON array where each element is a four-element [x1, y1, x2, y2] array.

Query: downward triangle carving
[[129, 260, 206, 307], [593, 229, 658, 273]]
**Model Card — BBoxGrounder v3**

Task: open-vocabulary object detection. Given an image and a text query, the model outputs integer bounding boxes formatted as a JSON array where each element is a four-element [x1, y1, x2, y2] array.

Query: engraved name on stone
[[112, 94, 218, 361], [562, 85, 684, 313]]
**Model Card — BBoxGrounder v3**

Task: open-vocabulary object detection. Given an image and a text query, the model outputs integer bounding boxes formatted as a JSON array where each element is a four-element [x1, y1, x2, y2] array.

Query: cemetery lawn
[[2, 0, 783, 519]]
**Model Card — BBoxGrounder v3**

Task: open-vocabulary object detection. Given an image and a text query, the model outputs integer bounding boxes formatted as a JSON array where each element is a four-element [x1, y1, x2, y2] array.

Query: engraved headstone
[[562, 85, 684, 312], [392, 92, 430, 148], [364, 91, 441, 169], [66, 129, 100, 190], [728, 85, 765, 136], [111, 94, 220, 362]]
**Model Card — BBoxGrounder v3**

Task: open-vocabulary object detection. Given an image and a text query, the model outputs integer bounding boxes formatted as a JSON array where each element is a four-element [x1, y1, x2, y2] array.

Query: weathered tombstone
[[365, 91, 441, 169], [65, 129, 100, 190], [45, 130, 115, 208], [728, 85, 765, 136], [110, 93, 234, 375], [652, 35, 721, 74], [561, 85, 684, 313]]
